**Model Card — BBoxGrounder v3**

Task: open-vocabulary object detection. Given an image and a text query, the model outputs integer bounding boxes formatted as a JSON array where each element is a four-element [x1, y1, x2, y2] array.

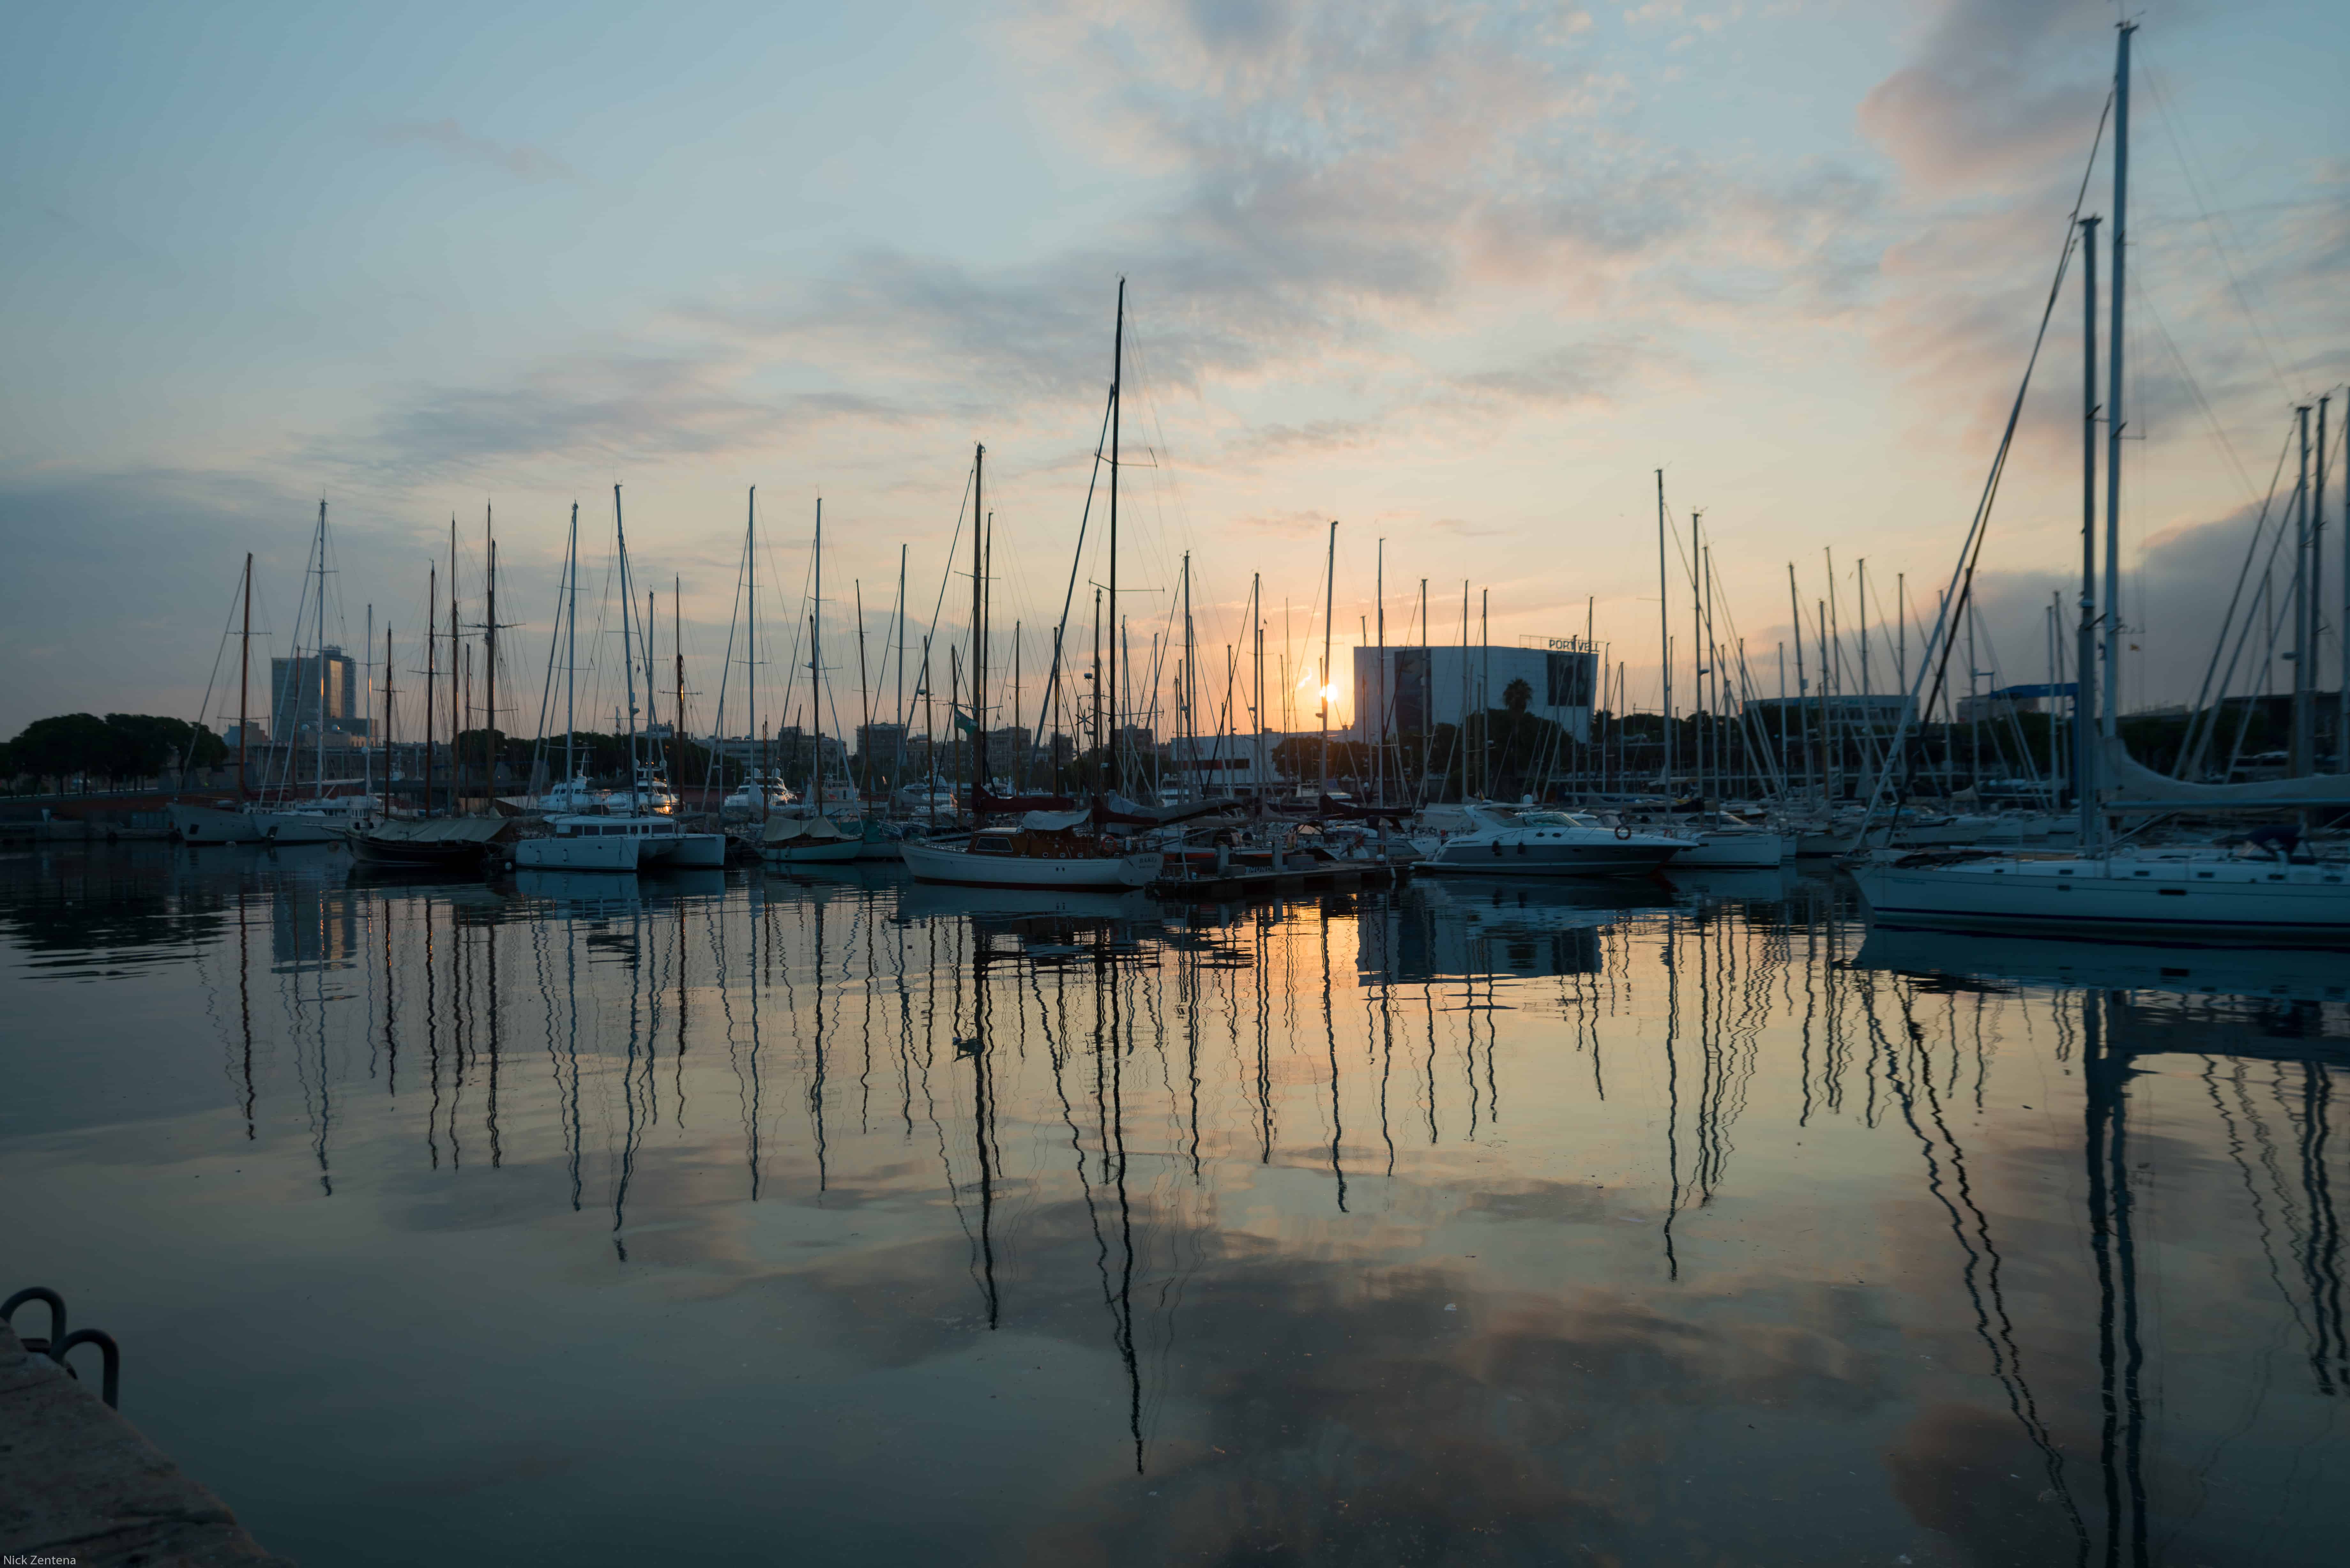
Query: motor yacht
[[1411, 806, 1685, 877]]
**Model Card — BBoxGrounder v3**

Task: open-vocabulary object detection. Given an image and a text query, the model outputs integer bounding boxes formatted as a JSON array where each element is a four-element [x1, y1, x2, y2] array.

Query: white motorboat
[[1412, 807, 1685, 877], [1849, 849, 2350, 944], [1652, 811, 1786, 870], [895, 781, 959, 819], [723, 773, 797, 819], [529, 774, 612, 813]]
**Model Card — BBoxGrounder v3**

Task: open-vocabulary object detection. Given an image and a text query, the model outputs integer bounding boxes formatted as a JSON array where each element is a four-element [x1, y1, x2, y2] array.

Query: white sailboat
[[765, 499, 861, 865], [1848, 24, 2350, 945], [518, 490, 724, 873]]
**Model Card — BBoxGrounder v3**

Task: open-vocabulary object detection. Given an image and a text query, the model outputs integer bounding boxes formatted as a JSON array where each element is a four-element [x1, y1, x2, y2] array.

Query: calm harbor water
[[4, 844, 2346, 1566]]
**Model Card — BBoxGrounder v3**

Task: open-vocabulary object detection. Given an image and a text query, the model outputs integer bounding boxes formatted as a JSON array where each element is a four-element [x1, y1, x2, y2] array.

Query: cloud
[[376, 118, 572, 182], [1856, 0, 2111, 197]]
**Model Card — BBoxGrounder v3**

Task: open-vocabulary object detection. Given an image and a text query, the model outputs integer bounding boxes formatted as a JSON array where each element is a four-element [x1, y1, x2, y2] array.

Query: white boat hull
[[168, 803, 269, 844], [764, 838, 863, 865], [514, 834, 640, 872], [1850, 854, 2350, 943], [248, 810, 353, 845], [646, 832, 728, 869], [900, 839, 1162, 889], [1661, 832, 1785, 870]]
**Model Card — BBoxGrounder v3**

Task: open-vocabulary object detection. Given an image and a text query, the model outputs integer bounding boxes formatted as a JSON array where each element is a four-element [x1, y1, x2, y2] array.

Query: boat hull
[[646, 833, 728, 869], [763, 837, 863, 865], [248, 810, 352, 845], [1849, 856, 2350, 945], [167, 803, 269, 844], [1661, 832, 1785, 870], [514, 835, 639, 872], [900, 839, 1162, 889]]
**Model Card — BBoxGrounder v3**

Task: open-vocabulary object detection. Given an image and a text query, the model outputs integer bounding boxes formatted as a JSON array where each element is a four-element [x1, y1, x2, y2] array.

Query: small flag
[[952, 706, 980, 735]]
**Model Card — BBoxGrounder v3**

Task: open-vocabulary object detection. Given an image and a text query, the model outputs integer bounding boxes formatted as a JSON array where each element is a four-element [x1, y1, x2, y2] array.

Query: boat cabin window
[[970, 836, 1014, 856]]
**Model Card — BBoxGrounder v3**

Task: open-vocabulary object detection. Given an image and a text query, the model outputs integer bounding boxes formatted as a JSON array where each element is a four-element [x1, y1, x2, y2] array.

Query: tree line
[[2, 714, 227, 792]]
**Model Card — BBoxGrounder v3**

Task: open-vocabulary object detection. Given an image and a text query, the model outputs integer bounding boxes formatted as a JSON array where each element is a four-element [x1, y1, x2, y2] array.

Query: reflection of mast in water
[[424, 895, 441, 1169], [484, 917, 503, 1169], [964, 932, 999, 1330], [2081, 990, 2147, 1568], [1372, 965, 1396, 1176], [1106, 938, 1143, 1473], [675, 896, 689, 1124], [239, 892, 256, 1139], [1320, 901, 1347, 1212], [2292, 1062, 2344, 1394], [807, 897, 830, 1192], [613, 908, 647, 1263], [380, 893, 398, 1099], [1253, 913, 1275, 1162], [1865, 976, 2088, 1560], [1661, 915, 1683, 1281]]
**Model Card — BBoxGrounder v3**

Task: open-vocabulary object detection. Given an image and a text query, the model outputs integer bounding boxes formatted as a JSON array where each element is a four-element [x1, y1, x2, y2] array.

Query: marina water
[[5, 844, 2345, 1565]]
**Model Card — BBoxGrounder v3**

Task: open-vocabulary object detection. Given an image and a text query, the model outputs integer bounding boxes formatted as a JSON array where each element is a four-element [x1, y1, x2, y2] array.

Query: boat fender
[[1615, 825, 1633, 841]]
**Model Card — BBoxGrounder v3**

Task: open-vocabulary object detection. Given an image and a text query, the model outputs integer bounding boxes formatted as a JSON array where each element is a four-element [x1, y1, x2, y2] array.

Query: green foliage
[[0, 712, 224, 789]]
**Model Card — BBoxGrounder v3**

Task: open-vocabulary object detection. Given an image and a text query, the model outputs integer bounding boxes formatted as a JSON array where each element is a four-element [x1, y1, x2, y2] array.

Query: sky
[[4, 0, 2347, 741]]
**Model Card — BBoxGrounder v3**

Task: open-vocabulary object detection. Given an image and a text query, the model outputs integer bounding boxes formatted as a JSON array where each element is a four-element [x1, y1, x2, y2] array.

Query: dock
[[1, 1320, 289, 1567]]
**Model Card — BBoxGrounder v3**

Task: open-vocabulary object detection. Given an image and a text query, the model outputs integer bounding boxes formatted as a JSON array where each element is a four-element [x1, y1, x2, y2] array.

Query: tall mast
[[314, 501, 328, 799], [2102, 20, 2133, 738], [449, 515, 459, 804], [1690, 509, 1704, 803], [893, 543, 907, 791], [2293, 405, 2314, 776], [238, 554, 252, 801], [1251, 572, 1264, 794], [855, 581, 870, 797], [747, 487, 759, 803], [364, 602, 373, 804], [814, 497, 826, 816], [1786, 565, 1808, 799], [1656, 471, 1672, 792], [485, 504, 498, 803], [565, 502, 578, 793], [674, 575, 685, 788], [2079, 213, 2102, 846], [969, 448, 985, 807], [1318, 522, 1336, 795], [383, 620, 396, 797], [2341, 399, 2349, 773], [2316, 395, 2331, 773], [1107, 279, 1123, 789], [424, 564, 437, 813], [615, 485, 640, 810], [1375, 539, 1386, 808]]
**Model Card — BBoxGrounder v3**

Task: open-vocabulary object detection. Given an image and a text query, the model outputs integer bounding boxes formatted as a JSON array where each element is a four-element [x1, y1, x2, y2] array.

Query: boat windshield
[[1520, 811, 1602, 830]]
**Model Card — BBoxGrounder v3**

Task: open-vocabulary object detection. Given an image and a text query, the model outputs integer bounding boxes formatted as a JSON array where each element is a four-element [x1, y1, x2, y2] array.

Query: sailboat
[[1848, 22, 2350, 944], [764, 499, 861, 865], [899, 298, 1164, 893], [517, 489, 725, 872]]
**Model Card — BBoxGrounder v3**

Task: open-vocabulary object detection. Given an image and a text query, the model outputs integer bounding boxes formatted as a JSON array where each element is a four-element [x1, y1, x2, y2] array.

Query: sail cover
[[1020, 809, 1092, 832], [2101, 737, 2350, 807]]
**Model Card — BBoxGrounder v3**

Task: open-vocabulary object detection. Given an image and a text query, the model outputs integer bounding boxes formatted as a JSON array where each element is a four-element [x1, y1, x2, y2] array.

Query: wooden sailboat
[[900, 294, 1163, 892]]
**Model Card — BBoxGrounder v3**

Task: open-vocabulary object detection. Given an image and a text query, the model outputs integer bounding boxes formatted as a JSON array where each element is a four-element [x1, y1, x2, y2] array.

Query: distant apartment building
[[268, 646, 365, 739], [1166, 732, 1279, 792]]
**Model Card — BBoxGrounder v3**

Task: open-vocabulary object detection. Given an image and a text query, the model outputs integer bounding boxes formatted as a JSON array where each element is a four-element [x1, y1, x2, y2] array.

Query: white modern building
[[1165, 732, 1279, 792], [1351, 639, 1600, 743]]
